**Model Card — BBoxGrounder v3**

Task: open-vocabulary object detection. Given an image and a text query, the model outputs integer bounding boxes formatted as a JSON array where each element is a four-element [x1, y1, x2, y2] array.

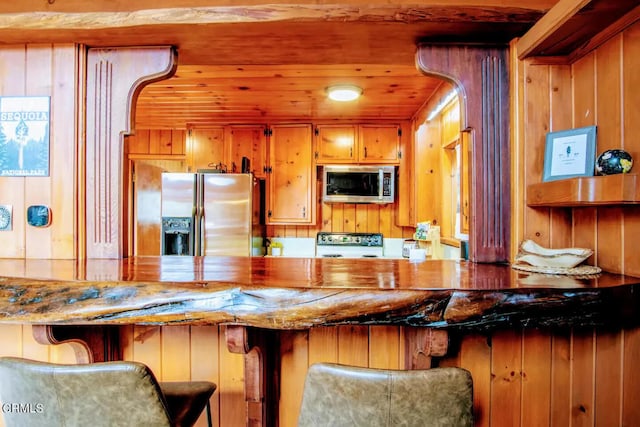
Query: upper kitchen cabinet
[[314, 125, 356, 163], [226, 125, 268, 178], [315, 124, 401, 164], [358, 124, 401, 164], [266, 124, 315, 225], [188, 127, 225, 172]]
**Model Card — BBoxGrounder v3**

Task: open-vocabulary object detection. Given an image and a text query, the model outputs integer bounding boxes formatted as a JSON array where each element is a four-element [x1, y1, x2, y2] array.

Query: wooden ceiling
[[0, 1, 562, 128]]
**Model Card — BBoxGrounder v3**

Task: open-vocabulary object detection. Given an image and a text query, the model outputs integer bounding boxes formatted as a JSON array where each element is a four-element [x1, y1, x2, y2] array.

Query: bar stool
[[298, 363, 473, 427], [0, 357, 215, 427]]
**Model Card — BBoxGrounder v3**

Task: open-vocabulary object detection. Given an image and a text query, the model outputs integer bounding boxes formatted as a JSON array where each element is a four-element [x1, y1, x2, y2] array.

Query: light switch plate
[[0, 205, 12, 231]]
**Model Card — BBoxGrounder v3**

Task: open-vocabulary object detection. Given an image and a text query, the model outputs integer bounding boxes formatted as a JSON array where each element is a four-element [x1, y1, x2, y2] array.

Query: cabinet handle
[[364, 147, 368, 158], [349, 147, 352, 158], [302, 206, 306, 218]]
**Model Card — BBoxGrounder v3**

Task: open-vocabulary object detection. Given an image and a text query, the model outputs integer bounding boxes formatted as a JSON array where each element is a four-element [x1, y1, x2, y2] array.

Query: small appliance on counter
[[402, 239, 419, 258]]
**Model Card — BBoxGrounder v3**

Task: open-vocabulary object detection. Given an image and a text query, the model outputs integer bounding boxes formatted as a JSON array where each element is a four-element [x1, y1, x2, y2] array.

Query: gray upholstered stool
[[0, 357, 215, 427], [298, 363, 473, 427]]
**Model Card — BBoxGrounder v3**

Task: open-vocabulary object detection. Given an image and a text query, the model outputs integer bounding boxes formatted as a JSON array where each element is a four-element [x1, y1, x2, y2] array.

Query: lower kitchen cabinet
[[266, 124, 315, 224]]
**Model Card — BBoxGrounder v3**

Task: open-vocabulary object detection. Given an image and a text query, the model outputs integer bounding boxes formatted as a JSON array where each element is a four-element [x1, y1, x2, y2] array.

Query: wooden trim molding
[[85, 46, 177, 258], [416, 45, 510, 263]]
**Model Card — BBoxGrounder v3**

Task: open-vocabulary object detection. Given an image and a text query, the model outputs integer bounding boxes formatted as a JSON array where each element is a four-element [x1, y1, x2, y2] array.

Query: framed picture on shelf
[[542, 125, 597, 182]]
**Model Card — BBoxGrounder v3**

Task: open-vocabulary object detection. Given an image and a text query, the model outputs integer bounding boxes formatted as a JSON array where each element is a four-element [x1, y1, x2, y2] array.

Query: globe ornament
[[595, 149, 633, 175]]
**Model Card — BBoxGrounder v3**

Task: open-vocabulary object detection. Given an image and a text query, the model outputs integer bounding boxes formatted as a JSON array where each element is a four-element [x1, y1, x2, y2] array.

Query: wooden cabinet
[[188, 127, 225, 171], [358, 124, 400, 163], [266, 124, 315, 224], [227, 125, 268, 177], [314, 125, 356, 163], [315, 124, 400, 164]]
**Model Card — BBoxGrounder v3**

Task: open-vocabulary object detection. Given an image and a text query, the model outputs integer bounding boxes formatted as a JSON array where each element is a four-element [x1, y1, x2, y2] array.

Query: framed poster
[[542, 125, 597, 182], [0, 96, 51, 177]]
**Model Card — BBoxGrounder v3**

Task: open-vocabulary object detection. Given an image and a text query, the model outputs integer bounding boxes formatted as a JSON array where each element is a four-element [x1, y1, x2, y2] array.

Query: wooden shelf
[[527, 174, 640, 207], [517, 0, 640, 60]]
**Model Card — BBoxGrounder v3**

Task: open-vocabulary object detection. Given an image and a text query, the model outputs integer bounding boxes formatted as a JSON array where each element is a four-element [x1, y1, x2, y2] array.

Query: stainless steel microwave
[[323, 165, 395, 204]]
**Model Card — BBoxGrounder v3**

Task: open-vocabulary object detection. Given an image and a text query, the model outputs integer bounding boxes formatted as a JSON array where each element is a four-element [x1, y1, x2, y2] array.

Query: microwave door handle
[[378, 169, 384, 200]]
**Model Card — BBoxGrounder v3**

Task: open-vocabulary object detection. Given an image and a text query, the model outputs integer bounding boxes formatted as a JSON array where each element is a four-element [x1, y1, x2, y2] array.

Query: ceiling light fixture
[[326, 85, 363, 102]]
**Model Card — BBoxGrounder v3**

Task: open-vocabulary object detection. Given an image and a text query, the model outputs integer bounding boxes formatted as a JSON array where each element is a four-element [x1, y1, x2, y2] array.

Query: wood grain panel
[[190, 326, 220, 427], [490, 330, 522, 427], [550, 332, 571, 426], [571, 330, 595, 427], [521, 330, 551, 427], [279, 330, 308, 427]]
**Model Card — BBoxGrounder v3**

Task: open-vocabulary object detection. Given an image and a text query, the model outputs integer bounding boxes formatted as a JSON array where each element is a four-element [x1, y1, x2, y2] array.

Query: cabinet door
[[315, 125, 356, 163], [267, 124, 314, 224], [227, 125, 267, 177], [358, 125, 400, 163], [188, 127, 225, 171]]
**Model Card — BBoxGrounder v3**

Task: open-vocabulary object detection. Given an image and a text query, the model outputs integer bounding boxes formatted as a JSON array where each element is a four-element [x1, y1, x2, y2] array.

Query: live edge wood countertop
[[0, 257, 638, 331]]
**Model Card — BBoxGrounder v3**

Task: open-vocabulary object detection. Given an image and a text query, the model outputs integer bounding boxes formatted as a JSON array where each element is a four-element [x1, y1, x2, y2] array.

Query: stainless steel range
[[315, 232, 384, 258]]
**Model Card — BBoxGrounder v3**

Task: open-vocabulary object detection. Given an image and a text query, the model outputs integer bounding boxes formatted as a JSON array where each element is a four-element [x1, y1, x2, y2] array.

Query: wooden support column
[[404, 327, 449, 369], [32, 325, 122, 364], [226, 326, 280, 427], [85, 46, 177, 259], [416, 44, 510, 263]]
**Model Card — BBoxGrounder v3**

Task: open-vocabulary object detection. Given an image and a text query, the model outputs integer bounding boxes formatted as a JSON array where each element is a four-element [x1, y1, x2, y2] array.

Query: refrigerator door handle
[[195, 173, 204, 256]]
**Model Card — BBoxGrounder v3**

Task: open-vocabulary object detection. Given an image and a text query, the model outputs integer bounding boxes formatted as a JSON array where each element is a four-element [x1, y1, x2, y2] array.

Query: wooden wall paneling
[[0, 325, 23, 359], [367, 204, 380, 233], [217, 325, 245, 427], [171, 129, 185, 155], [369, 326, 400, 369], [354, 204, 367, 232], [331, 203, 345, 232], [523, 63, 552, 244], [0, 46, 27, 258], [127, 130, 150, 153], [571, 53, 598, 263], [489, 330, 522, 427], [343, 203, 356, 232], [161, 325, 191, 381], [521, 330, 552, 427], [24, 45, 53, 259], [622, 23, 640, 276], [595, 35, 625, 273], [622, 328, 640, 425], [308, 326, 338, 365], [571, 330, 596, 426], [594, 330, 623, 427], [50, 45, 79, 259], [337, 325, 369, 367], [457, 334, 491, 427], [548, 65, 574, 248], [550, 332, 571, 426], [21, 325, 50, 361], [279, 330, 309, 427], [132, 325, 162, 377], [191, 326, 221, 427]]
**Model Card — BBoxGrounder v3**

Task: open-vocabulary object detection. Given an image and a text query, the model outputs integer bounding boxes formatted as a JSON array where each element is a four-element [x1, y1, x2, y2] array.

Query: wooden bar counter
[[1, 256, 639, 427], [1, 256, 638, 329]]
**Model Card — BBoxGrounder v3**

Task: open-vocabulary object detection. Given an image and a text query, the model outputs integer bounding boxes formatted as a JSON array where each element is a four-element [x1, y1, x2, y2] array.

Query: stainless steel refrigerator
[[160, 172, 264, 256]]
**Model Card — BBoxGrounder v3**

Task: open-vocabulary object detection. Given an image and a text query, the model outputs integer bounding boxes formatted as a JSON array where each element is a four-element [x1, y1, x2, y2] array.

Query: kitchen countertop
[[0, 256, 638, 330]]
